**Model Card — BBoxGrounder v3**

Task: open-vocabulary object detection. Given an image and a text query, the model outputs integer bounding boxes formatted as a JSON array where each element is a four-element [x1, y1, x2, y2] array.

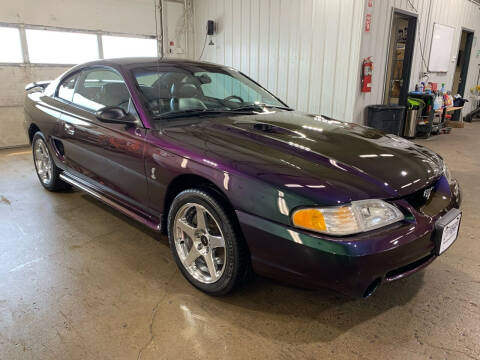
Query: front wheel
[[167, 189, 248, 296], [32, 132, 70, 191]]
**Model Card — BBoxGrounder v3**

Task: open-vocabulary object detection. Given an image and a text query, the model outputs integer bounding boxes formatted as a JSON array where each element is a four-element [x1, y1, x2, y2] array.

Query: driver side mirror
[[95, 106, 136, 125]]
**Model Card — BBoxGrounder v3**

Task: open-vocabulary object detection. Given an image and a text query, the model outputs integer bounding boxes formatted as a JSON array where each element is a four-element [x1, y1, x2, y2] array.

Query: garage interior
[[1, 0, 480, 359]]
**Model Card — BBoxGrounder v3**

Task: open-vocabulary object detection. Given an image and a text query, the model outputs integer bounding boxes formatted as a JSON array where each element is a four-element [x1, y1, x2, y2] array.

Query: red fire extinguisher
[[361, 57, 373, 93]]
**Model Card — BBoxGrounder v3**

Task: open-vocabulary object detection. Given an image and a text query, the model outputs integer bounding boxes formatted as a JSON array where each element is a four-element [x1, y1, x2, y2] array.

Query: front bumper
[[238, 177, 461, 297]]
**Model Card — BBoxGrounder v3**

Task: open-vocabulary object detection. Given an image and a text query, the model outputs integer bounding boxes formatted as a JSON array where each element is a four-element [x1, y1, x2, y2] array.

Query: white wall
[[0, 66, 69, 148], [0, 0, 157, 36], [0, 0, 158, 148], [194, 0, 480, 124], [193, 0, 365, 122], [355, 0, 480, 123]]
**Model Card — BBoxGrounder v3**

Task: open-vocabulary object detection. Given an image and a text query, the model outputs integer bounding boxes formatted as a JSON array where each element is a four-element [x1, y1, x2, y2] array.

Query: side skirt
[[59, 172, 161, 232]]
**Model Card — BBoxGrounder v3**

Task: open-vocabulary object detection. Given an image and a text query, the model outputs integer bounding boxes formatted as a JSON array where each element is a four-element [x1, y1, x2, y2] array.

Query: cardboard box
[[445, 120, 464, 128]]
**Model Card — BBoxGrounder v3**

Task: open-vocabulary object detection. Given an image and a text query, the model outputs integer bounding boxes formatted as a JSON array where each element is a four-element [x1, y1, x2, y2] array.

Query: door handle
[[64, 123, 75, 135]]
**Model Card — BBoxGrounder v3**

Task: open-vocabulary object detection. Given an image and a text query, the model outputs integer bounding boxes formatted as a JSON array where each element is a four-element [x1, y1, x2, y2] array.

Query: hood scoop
[[234, 121, 304, 138]]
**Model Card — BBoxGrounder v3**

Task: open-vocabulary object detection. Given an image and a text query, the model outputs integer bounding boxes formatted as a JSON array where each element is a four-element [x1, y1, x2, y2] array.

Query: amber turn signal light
[[292, 208, 327, 232]]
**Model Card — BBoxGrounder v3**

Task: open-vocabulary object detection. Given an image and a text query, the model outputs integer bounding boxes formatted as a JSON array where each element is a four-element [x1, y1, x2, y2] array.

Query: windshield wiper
[[154, 108, 252, 120], [231, 103, 293, 112], [153, 103, 293, 120]]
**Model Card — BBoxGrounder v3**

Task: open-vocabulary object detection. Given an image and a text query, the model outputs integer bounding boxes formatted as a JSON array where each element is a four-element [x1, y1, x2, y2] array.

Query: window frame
[[0, 22, 158, 67], [54, 69, 83, 106], [25, 28, 100, 65], [131, 64, 289, 120], [54, 65, 142, 126], [101, 34, 158, 60], [0, 25, 25, 64], [57, 72, 81, 102]]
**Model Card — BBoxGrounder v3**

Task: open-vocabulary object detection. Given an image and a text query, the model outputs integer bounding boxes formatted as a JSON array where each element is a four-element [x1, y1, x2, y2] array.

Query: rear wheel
[[167, 188, 248, 295], [32, 132, 69, 191]]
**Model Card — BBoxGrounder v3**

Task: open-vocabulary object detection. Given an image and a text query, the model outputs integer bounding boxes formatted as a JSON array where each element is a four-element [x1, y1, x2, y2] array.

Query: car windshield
[[131, 64, 288, 120]]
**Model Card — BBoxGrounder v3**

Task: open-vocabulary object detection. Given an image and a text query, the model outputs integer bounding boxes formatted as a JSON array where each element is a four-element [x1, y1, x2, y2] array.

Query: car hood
[[151, 111, 444, 205]]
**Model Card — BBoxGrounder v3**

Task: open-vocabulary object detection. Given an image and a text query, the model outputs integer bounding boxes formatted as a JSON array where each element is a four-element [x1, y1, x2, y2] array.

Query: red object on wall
[[361, 57, 373, 93], [365, 14, 372, 32], [368, 0, 373, 7]]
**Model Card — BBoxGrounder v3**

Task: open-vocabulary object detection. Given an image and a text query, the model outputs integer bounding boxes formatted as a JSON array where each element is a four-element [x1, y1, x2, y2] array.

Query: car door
[[57, 66, 149, 211]]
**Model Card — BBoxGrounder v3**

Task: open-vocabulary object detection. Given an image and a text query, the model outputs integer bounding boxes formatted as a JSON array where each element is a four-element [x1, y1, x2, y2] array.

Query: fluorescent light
[[359, 154, 378, 158]]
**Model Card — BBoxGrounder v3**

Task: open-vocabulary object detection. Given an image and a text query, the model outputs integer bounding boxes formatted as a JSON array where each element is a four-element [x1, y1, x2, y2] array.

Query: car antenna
[[154, 0, 164, 109]]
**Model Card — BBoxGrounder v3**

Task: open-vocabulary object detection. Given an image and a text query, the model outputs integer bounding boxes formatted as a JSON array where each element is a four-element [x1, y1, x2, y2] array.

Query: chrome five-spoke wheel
[[34, 138, 53, 185], [173, 203, 226, 284], [168, 188, 249, 295], [32, 132, 69, 191]]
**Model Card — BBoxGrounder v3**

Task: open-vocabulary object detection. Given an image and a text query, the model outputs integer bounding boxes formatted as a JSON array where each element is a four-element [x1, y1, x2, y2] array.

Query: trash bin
[[404, 109, 419, 138], [404, 97, 425, 139], [366, 105, 406, 135], [409, 92, 434, 137]]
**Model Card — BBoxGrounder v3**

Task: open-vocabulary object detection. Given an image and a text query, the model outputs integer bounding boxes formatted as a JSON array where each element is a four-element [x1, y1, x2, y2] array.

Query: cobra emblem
[[423, 187, 433, 200]]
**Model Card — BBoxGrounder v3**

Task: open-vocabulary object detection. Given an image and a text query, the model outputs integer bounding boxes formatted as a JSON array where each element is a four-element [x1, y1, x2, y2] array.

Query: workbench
[[432, 106, 464, 133]]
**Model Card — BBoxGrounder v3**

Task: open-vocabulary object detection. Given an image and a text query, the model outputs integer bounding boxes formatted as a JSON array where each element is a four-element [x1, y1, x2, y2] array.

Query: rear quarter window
[[57, 73, 78, 102]]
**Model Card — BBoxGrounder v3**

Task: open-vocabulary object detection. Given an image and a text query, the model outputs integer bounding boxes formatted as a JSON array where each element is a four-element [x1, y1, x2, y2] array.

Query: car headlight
[[292, 199, 404, 236]]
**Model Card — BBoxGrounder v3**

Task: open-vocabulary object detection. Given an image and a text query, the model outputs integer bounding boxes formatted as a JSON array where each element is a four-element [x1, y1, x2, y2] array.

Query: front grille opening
[[385, 254, 434, 280], [405, 185, 432, 209]]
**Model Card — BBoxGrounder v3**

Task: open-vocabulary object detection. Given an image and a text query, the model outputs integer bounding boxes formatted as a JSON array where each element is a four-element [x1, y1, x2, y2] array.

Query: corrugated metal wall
[[355, 0, 480, 122], [193, 0, 365, 122]]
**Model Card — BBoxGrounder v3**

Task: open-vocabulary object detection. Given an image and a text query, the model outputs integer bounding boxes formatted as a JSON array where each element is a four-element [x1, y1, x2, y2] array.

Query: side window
[[72, 68, 131, 112], [196, 72, 262, 103], [57, 73, 78, 102], [136, 73, 160, 87]]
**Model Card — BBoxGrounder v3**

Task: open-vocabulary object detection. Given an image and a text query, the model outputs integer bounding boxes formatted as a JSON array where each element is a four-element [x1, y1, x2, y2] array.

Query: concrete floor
[[0, 124, 479, 360]]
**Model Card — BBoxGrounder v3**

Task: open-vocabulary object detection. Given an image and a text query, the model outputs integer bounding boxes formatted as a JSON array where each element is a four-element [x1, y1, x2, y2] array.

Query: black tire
[[167, 188, 249, 296], [32, 132, 70, 191]]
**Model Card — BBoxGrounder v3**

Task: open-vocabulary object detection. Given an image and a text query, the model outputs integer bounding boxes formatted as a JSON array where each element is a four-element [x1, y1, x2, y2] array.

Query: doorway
[[452, 29, 474, 96], [452, 29, 474, 121], [384, 11, 417, 106]]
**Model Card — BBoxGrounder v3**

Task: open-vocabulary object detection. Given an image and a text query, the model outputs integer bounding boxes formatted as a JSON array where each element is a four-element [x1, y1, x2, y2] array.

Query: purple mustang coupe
[[24, 58, 462, 297]]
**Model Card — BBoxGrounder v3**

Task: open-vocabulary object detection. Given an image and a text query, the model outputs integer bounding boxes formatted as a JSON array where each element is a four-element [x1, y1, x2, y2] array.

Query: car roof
[[55, 57, 238, 92], [77, 57, 229, 70]]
